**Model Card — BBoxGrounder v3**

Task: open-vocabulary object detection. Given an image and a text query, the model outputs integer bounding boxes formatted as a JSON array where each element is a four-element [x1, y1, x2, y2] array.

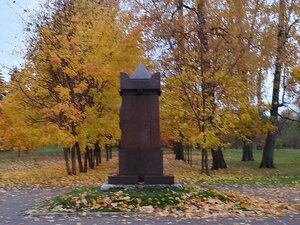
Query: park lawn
[[165, 148, 300, 186], [37, 187, 187, 212], [222, 148, 300, 185], [0, 147, 118, 189], [0, 147, 299, 189], [35, 182, 297, 218]]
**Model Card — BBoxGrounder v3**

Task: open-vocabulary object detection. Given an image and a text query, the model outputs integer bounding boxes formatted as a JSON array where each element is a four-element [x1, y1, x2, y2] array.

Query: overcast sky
[[0, 0, 42, 81]]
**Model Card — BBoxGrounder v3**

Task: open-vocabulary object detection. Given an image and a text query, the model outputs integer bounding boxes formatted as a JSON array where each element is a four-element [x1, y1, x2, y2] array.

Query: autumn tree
[[0, 77, 46, 155], [218, 1, 275, 162], [260, 0, 300, 168], [0, 73, 5, 94], [8, 0, 143, 174], [129, 0, 276, 174], [289, 68, 300, 110], [276, 109, 300, 148]]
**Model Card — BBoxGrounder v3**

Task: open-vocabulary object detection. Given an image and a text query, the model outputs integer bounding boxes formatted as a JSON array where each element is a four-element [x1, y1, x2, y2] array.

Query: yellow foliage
[[0, 0, 143, 153], [0, 91, 44, 151], [74, 81, 88, 94], [54, 86, 70, 101], [291, 67, 300, 81], [63, 68, 77, 78]]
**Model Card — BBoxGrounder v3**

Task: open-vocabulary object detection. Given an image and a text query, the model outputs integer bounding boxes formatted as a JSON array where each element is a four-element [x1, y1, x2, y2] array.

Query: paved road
[[0, 188, 299, 225]]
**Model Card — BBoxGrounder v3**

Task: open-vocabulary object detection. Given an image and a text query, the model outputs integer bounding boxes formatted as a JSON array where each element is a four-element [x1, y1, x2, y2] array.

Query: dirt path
[[0, 186, 299, 225]]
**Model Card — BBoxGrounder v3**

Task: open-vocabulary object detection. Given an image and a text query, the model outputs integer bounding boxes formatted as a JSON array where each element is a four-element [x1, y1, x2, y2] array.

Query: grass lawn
[[164, 148, 300, 186], [0, 147, 299, 188], [1, 147, 299, 218], [36, 184, 298, 218], [38, 187, 188, 212], [221, 148, 300, 185]]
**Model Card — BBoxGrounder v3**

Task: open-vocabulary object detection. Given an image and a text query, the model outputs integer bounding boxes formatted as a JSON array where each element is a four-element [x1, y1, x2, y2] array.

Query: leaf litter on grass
[[34, 186, 299, 219], [0, 150, 299, 189], [1, 149, 299, 219]]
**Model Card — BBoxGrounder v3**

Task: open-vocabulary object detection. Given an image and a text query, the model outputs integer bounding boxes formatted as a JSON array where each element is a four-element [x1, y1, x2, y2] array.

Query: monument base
[[101, 181, 181, 191], [108, 175, 138, 184], [144, 175, 174, 184], [108, 174, 174, 185]]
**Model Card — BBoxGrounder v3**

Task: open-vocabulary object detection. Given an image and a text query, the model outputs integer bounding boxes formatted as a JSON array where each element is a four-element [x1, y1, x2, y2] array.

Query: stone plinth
[[101, 182, 183, 191]]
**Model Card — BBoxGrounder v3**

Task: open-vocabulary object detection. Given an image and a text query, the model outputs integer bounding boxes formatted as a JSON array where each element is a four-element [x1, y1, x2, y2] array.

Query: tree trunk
[[201, 149, 209, 175], [196, 0, 217, 175], [174, 141, 185, 161], [95, 145, 99, 166], [83, 147, 88, 172], [242, 141, 254, 161], [261, 0, 285, 169], [63, 147, 72, 175], [71, 145, 77, 175], [211, 148, 227, 170], [99, 147, 102, 163], [201, 148, 205, 173], [75, 142, 84, 172], [88, 147, 95, 169], [174, 0, 185, 65], [173, 141, 176, 154], [91, 147, 95, 168], [260, 131, 276, 168], [187, 144, 190, 164], [190, 145, 193, 167], [118, 140, 121, 149], [105, 144, 109, 161], [204, 150, 209, 175], [109, 145, 112, 159], [199, 143, 209, 175], [95, 141, 101, 164]]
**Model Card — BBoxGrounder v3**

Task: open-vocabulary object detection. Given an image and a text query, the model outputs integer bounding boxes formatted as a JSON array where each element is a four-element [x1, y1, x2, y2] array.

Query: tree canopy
[[0, 0, 299, 174]]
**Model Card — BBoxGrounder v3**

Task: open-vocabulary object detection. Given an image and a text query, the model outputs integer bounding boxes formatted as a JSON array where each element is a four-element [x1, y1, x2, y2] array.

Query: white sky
[[0, 0, 42, 81]]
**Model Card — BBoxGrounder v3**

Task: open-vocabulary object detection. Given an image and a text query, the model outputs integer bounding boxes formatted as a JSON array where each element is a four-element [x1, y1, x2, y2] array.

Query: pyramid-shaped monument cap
[[130, 63, 151, 79], [120, 64, 160, 91]]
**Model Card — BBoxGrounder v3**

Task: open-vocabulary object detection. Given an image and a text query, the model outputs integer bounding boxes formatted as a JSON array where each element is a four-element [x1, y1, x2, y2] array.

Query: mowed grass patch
[[37, 187, 187, 212], [219, 149, 300, 185], [0, 147, 299, 188], [164, 149, 300, 186], [0, 146, 118, 189], [0, 146, 62, 169], [35, 185, 298, 218]]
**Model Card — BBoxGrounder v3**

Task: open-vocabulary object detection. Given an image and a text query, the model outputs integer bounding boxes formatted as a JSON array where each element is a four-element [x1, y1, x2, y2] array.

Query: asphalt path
[[0, 188, 299, 225]]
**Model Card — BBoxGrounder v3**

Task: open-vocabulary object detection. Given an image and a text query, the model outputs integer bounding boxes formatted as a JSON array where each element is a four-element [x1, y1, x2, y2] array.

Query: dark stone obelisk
[[108, 64, 174, 185]]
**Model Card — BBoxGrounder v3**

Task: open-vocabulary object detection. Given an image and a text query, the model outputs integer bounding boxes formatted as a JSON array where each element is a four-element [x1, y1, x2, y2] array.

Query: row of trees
[[126, 0, 300, 172], [0, 0, 143, 175], [277, 111, 300, 149], [0, 0, 299, 175]]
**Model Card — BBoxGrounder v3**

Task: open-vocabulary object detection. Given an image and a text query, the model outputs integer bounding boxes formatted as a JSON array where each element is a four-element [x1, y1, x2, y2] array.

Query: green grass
[[0, 146, 62, 159], [38, 186, 187, 212], [223, 148, 300, 169], [195, 148, 300, 186], [1, 146, 299, 187], [197, 189, 227, 201], [38, 186, 232, 213], [34, 146, 62, 155], [0, 146, 63, 170]]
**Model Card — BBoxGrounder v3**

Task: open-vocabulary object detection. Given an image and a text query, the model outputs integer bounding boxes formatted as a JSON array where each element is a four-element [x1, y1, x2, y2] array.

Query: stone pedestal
[[108, 64, 174, 185]]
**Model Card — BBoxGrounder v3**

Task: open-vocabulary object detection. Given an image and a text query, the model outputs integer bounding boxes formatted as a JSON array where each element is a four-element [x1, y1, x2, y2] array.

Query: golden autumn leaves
[[35, 184, 298, 219], [0, 0, 143, 156]]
